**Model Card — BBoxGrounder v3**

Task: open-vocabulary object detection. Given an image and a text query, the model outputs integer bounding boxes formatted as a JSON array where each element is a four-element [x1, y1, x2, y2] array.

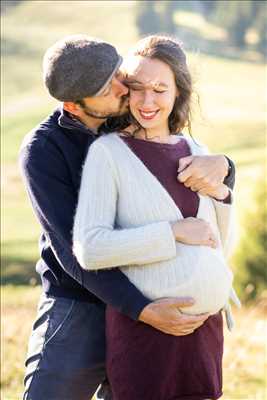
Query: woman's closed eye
[[129, 84, 166, 94], [153, 89, 166, 94]]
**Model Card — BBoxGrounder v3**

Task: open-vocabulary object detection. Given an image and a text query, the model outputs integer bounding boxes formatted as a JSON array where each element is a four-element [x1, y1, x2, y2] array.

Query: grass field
[[2, 285, 267, 400], [1, 1, 266, 399]]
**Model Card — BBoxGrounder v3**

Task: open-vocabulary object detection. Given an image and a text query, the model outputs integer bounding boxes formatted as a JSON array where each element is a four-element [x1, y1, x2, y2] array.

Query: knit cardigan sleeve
[[212, 194, 236, 258], [73, 141, 177, 270], [185, 136, 236, 258]]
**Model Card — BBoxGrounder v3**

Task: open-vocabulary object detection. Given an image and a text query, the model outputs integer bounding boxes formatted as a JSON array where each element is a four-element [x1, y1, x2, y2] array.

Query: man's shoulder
[[20, 108, 62, 153], [18, 108, 68, 174]]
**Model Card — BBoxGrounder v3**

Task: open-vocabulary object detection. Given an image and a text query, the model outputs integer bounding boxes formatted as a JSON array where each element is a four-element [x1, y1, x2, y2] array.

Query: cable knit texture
[[73, 133, 235, 315]]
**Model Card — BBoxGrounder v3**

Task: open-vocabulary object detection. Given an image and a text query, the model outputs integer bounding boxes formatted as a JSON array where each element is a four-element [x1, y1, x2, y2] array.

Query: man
[[20, 35, 235, 400]]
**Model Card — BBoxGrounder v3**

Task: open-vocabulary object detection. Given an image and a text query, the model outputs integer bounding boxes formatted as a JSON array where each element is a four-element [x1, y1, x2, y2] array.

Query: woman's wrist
[[171, 221, 182, 242]]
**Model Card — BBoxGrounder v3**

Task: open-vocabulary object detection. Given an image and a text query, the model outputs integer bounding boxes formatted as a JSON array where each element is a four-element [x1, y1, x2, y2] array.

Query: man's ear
[[63, 102, 81, 116]]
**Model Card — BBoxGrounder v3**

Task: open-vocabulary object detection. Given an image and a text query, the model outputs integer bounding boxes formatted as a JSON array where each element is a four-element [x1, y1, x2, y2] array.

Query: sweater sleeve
[[19, 136, 152, 320], [223, 156, 235, 190], [186, 136, 236, 257], [212, 192, 237, 258], [73, 141, 177, 270], [184, 134, 236, 191]]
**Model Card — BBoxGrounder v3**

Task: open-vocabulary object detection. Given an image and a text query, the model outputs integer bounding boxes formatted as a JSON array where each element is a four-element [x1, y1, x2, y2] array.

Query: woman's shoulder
[[89, 133, 122, 154], [92, 132, 122, 148], [89, 133, 126, 164]]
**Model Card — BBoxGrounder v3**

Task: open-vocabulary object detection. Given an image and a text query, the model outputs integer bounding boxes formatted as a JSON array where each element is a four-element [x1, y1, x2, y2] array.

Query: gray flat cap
[[43, 34, 122, 102]]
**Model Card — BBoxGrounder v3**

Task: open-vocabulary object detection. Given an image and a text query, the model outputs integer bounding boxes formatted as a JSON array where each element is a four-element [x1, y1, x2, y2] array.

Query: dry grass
[[222, 298, 267, 399], [1, 286, 42, 400], [1, 286, 267, 400]]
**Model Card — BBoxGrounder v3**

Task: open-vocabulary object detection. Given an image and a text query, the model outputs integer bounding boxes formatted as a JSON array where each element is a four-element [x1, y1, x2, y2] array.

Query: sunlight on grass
[[222, 298, 267, 399], [1, 286, 42, 400], [2, 286, 266, 399], [174, 10, 226, 41]]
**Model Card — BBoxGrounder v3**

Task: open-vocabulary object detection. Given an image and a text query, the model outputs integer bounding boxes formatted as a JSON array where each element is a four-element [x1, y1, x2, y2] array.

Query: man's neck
[[70, 112, 106, 133]]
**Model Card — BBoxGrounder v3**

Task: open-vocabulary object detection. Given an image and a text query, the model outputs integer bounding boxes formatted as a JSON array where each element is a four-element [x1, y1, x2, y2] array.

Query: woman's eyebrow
[[125, 79, 168, 89], [152, 82, 168, 89]]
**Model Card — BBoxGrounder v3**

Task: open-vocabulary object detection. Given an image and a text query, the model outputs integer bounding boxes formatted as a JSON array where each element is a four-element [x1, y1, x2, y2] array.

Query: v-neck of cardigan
[[113, 134, 204, 220]]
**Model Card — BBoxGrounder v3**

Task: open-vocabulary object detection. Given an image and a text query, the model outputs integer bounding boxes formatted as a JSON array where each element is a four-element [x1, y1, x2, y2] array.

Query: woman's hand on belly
[[171, 217, 218, 248], [138, 297, 210, 336]]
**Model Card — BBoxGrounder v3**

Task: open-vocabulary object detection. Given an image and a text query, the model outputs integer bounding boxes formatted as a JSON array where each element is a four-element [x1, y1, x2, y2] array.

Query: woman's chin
[[134, 118, 160, 130]]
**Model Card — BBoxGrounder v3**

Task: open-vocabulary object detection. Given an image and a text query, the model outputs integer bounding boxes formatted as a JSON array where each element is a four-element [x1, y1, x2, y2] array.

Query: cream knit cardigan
[[73, 133, 237, 317]]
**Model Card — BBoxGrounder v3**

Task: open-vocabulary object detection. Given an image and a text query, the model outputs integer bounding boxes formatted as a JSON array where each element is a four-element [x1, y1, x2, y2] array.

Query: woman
[[73, 35, 237, 400]]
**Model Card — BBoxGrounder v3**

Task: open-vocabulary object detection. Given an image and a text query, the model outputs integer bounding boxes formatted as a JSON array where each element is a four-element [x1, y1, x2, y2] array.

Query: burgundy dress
[[106, 137, 224, 400]]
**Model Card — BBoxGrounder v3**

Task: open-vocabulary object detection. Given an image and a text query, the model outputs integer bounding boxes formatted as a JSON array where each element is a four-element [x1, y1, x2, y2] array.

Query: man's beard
[[81, 96, 129, 119]]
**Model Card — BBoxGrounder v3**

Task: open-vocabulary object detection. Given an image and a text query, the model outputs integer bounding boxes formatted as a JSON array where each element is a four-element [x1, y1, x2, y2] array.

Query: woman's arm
[[183, 135, 236, 257], [212, 192, 236, 258], [73, 141, 177, 270]]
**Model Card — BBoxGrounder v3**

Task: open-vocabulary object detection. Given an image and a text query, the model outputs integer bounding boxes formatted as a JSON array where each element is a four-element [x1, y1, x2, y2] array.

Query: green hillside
[[2, 0, 266, 284]]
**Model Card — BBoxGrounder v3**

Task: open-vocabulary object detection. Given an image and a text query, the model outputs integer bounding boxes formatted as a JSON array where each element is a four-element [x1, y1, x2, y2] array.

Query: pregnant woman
[[73, 35, 238, 400]]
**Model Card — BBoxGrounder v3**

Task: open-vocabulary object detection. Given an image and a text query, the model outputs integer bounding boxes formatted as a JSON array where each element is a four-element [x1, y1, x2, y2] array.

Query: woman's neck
[[131, 126, 178, 144]]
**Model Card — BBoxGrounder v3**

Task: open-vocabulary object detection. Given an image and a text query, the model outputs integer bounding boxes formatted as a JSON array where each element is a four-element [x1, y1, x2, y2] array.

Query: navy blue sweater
[[19, 107, 235, 320]]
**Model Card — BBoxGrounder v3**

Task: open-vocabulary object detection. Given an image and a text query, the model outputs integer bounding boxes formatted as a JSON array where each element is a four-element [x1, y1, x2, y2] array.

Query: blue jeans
[[23, 293, 112, 400]]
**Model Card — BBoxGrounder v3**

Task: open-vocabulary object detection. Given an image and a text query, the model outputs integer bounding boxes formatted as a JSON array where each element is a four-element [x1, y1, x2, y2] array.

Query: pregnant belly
[[122, 244, 233, 315]]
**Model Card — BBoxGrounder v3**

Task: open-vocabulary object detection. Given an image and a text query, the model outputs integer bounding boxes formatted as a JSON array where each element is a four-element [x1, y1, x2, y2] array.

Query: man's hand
[[177, 155, 229, 196], [205, 183, 230, 200], [138, 297, 209, 336]]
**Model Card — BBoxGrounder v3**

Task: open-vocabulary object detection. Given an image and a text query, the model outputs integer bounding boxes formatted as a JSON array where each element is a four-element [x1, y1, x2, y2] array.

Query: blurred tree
[[136, 1, 266, 56], [1, 0, 23, 13], [212, 0, 254, 48], [156, 1, 177, 34], [234, 176, 267, 301], [253, 1, 267, 57], [136, 0, 179, 36], [198, 0, 217, 17], [136, 1, 161, 35]]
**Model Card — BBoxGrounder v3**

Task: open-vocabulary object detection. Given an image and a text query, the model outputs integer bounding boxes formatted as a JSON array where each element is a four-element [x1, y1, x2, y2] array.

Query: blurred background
[[1, 1, 266, 399]]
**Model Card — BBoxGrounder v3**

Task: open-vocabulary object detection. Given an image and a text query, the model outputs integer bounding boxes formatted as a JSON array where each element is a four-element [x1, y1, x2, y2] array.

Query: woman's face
[[125, 56, 178, 133]]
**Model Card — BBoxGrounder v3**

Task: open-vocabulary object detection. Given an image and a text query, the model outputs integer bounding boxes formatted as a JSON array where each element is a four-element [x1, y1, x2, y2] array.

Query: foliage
[[212, 0, 254, 48], [1, 0, 23, 13], [155, 1, 177, 34], [234, 175, 267, 301], [136, 0, 267, 56], [136, 0, 182, 36], [136, 0, 161, 36], [253, 2, 267, 56]]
